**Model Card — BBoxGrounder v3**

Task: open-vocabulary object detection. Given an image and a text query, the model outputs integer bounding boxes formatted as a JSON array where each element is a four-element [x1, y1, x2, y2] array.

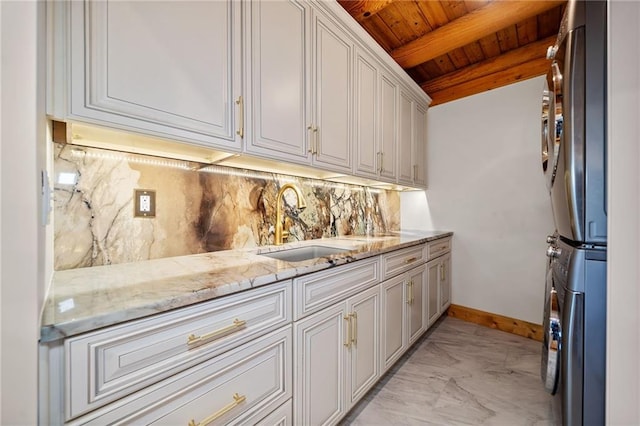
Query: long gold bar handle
[[441, 263, 446, 281], [187, 319, 246, 346], [307, 125, 314, 153], [413, 164, 418, 181], [407, 280, 413, 304], [380, 152, 384, 173], [350, 312, 357, 345], [313, 126, 319, 155], [344, 315, 351, 348], [235, 96, 244, 138], [188, 392, 246, 426], [404, 257, 418, 264]]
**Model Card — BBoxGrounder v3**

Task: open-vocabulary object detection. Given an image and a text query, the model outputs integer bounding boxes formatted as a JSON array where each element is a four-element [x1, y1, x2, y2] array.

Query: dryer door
[[541, 82, 551, 186], [541, 267, 562, 394], [541, 62, 563, 191]]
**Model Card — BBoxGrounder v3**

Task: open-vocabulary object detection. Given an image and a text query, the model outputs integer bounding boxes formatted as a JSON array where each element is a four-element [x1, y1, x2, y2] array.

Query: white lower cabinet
[[380, 274, 407, 372], [439, 253, 452, 312], [44, 238, 452, 426], [294, 285, 380, 425], [426, 250, 452, 326], [407, 264, 428, 345], [69, 327, 292, 425], [346, 286, 380, 408], [380, 263, 427, 373]]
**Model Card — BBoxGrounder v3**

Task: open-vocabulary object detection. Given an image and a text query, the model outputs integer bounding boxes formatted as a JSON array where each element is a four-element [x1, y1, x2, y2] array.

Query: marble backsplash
[[53, 143, 400, 270]]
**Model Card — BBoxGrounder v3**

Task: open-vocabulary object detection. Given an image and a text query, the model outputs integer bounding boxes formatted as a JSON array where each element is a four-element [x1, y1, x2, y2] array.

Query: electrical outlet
[[134, 189, 156, 218]]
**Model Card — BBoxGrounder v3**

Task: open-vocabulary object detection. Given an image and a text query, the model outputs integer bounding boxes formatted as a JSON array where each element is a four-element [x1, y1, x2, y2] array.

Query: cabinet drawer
[[255, 399, 292, 426], [66, 281, 291, 420], [427, 237, 451, 260], [70, 327, 292, 425], [293, 257, 379, 320], [380, 245, 425, 280]]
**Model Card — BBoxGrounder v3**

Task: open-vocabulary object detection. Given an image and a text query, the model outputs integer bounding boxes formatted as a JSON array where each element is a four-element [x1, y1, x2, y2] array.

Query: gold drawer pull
[[404, 256, 418, 264], [351, 312, 358, 345], [187, 319, 246, 346], [235, 96, 244, 138], [188, 392, 246, 426], [407, 280, 414, 304], [344, 315, 352, 348]]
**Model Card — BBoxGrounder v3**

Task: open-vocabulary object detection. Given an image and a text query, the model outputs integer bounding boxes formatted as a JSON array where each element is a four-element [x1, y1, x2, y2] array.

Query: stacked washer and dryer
[[540, 1, 607, 425]]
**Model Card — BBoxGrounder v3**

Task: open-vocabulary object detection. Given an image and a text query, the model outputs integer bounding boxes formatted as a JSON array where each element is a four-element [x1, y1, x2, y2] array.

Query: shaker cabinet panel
[[346, 285, 380, 407], [426, 259, 441, 326], [379, 73, 399, 181], [407, 264, 427, 345], [68, 0, 242, 150], [246, 0, 310, 161], [311, 11, 353, 173], [294, 304, 347, 426], [439, 253, 452, 312], [397, 89, 415, 185], [380, 274, 407, 373], [413, 102, 428, 187], [353, 49, 379, 178]]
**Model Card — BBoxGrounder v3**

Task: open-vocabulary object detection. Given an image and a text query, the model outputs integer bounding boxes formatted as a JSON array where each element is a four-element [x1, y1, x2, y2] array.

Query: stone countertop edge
[[40, 231, 453, 343]]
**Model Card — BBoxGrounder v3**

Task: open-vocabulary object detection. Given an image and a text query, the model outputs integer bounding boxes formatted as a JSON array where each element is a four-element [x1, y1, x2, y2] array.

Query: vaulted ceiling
[[337, 0, 566, 105]]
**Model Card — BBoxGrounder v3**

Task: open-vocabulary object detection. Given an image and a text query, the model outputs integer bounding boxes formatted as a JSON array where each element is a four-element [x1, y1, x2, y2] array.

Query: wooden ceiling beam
[[428, 56, 550, 106], [337, 0, 395, 22], [391, 0, 565, 69], [421, 35, 556, 94]]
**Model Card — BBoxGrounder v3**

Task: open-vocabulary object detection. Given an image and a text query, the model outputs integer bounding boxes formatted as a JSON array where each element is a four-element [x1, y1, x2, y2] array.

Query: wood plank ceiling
[[337, 0, 566, 105]]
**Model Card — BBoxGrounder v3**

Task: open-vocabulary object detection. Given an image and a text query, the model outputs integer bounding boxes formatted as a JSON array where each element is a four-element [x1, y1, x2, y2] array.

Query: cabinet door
[[246, 0, 310, 162], [407, 264, 427, 344], [353, 49, 378, 179], [397, 88, 415, 185], [380, 274, 406, 373], [70, 0, 242, 150], [294, 304, 347, 426], [379, 71, 398, 181], [346, 286, 380, 408], [413, 101, 428, 188], [439, 253, 452, 312], [312, 10, 352, 173], [426, 258, 441, 326]]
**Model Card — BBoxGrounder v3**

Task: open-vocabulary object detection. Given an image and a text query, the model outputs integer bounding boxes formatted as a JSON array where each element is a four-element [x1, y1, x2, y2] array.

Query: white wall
[[606, 1, 640, 423], [0, 2, 46, 424], [402, 77, 554, 324]]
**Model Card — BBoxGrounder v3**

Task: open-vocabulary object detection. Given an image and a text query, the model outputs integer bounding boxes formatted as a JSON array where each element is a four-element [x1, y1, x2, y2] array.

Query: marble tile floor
[[341, 316, 558, 426]]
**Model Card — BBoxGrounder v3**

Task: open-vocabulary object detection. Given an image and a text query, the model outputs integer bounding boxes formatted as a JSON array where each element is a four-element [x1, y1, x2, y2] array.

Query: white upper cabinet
[[310, 8, 353, 173], [246, 1, 353, 174], [60, 0, 242, 151], [352, 49, 399, 183], [398, 88, 415, 186], [49, 0, 429, 184], [245, 0, 310, 161], [353, 49, 378, 179], [379, 71, 399, 182], [413, 102, 428, 187], [398, 87, 428, 188]]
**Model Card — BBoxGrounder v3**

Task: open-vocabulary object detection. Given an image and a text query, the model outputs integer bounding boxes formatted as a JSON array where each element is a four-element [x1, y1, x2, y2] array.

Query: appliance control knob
[[546, 246, 562, 258], [546, 235, 557, 244]]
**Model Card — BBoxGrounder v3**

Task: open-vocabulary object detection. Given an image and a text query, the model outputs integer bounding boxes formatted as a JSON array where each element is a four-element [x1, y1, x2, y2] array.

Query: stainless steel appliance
[[540, 1, 607, 425]]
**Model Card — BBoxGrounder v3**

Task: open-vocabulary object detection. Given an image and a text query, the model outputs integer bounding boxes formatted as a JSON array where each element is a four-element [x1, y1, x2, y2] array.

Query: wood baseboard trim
[[447, 304, 543, 342]]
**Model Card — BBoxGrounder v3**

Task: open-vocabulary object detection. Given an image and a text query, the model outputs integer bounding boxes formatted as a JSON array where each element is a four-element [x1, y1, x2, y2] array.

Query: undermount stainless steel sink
[[258, 245, 351, 262]]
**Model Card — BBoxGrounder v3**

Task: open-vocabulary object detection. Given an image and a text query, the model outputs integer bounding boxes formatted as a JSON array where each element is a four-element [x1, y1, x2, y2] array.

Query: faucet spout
[[275, 183, 306, 245]]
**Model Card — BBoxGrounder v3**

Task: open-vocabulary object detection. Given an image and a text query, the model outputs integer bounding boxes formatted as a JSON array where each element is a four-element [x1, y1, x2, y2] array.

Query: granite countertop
[[40, 230, 452, 343]]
